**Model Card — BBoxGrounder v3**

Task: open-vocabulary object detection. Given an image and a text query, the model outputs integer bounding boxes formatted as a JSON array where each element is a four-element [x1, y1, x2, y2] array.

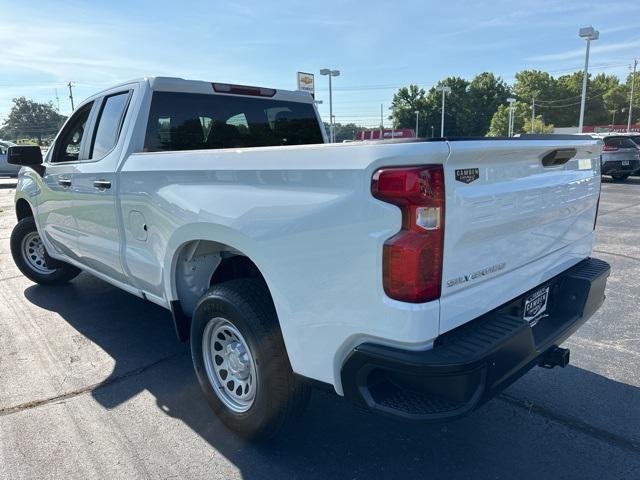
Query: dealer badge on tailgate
[[523, 286, 549, 326]]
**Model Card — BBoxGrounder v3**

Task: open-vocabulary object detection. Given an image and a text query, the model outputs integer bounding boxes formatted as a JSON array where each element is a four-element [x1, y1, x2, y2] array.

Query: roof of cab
[[147, 76, 314, 103]]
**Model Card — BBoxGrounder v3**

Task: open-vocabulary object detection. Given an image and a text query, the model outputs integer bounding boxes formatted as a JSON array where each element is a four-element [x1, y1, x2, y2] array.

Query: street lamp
[[507, 98, 516, 137], [578, 26, 599, 133], [414, 110, 420, 138], [436, 86, 451, 137], [320, 68, 340, 142]]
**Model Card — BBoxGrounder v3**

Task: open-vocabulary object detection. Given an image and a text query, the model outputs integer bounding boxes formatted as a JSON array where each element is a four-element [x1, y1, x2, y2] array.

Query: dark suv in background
[[599, 135, 640, 181]]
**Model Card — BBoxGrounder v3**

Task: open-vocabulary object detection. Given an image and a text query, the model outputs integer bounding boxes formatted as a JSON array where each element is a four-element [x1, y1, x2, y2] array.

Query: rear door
[[72, 88, 133, 284], [439, 138, 602, 333]]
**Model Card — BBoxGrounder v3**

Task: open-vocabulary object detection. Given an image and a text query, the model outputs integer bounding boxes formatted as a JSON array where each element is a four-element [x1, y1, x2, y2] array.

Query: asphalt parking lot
[[0, 176, 638, 480]]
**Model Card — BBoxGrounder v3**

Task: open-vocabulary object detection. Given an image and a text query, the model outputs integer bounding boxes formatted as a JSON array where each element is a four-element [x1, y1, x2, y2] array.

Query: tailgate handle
[[542, 148, 577, 167]]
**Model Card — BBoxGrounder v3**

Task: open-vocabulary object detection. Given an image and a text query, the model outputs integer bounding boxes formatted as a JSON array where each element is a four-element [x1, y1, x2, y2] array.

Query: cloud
[[526, 39, 640, 62]]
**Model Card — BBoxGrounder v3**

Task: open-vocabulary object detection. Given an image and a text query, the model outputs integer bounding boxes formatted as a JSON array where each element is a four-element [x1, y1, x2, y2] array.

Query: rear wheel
[[190, 279, 310, 440], [611, 173, 630, 181], [10, 217, 80, 284]]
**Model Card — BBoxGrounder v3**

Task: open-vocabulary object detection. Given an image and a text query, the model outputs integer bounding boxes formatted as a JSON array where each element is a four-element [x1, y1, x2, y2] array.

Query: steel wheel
[[202, 317, 258, 413], [21, 231, 54, 275]]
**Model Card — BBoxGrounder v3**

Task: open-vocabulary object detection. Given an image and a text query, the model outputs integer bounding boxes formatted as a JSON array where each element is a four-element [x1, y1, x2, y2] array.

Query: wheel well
[[173, 240, 269, 319], [15, 199, 33, 221]]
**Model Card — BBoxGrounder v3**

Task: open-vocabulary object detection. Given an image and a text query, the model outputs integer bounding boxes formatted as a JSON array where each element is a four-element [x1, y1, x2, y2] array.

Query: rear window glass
[[604, 137, 637, 148], [144, 92, 323, 152]]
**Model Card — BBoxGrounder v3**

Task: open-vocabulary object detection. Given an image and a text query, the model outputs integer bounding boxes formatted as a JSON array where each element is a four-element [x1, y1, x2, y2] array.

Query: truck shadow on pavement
[[24, 274, 640, 480]]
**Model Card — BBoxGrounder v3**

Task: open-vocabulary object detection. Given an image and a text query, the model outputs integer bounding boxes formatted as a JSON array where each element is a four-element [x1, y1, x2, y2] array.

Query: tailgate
[[440, 138, 602, 333]]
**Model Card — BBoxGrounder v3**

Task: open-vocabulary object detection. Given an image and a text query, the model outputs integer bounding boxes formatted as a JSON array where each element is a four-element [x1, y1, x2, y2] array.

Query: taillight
[[602, 144, 618, 151], [372, 165, 445, 303]]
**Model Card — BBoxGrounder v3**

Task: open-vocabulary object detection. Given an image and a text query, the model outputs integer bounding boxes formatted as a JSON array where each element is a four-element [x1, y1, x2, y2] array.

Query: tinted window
[[604, 137, 637, 148], [52, 102, 93, 163], [90, 92, 130, 159], [144, 92, 323, 152]]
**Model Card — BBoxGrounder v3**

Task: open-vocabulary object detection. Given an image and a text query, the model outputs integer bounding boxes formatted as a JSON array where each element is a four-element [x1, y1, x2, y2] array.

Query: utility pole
[[628, 58, 637, 133], [380, 104, 383, 139], [415, 110, 420, 138], [531, 96, 535, 134], [67, 81, 75, 111], [54, 89, 60, 111]]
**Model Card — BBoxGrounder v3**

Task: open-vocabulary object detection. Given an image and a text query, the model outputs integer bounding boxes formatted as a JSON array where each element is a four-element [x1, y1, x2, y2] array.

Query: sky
[[1, 0, 639, 129]]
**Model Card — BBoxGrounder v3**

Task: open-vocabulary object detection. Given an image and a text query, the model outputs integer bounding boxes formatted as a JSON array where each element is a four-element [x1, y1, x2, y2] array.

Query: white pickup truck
[[8, 77, 610, 439]]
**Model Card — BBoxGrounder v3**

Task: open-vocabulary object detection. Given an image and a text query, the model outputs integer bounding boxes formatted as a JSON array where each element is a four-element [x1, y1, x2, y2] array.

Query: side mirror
[[7, 145, 43, 166]]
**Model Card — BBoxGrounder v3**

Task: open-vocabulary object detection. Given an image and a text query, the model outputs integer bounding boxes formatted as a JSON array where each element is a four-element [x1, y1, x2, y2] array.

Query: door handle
[[93, 180, 111, 190], [58, 178, 71, 188]]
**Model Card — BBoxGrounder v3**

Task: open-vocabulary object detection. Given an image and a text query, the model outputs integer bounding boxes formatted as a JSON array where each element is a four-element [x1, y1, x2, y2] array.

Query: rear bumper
[[341, 258, 610, 421], [601, 159, 640, 175]]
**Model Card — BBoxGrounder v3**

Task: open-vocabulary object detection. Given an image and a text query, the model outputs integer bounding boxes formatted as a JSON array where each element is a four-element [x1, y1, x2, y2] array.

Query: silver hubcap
[[202, 318, 257, 413], [21, 231, 54, 274]]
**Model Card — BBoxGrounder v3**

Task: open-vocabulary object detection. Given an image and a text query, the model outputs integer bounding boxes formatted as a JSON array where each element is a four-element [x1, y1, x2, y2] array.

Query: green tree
[[604, 84, 629, 125], [523, 115, 554, 134], [462, 72, 510, 136], [625, 69, 640, 123], [487, 101, 530, 136], [389, 84, 429, 136], [513, 70, 558, 104], [0, 97, 66, 144]]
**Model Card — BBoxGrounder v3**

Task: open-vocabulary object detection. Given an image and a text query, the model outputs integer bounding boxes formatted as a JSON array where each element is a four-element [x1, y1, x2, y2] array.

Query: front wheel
[[10, 217, 81, 284], [190, 279, 310, 440]]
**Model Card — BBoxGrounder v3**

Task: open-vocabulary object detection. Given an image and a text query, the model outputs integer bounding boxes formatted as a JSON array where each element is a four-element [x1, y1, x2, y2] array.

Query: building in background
[[554, 124, 640, 134]]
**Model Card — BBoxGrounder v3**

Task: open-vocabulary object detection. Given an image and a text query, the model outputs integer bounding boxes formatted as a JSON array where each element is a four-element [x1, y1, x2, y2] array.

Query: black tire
[[10, 217, 81, 285], [611, 174, 630, 181], [190, 278, 310, 440]]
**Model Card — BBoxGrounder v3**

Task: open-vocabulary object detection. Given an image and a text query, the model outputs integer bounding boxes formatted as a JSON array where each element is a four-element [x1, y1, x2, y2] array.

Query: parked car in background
[[597, 134, 640, 181], [0, 141, 20, 177]]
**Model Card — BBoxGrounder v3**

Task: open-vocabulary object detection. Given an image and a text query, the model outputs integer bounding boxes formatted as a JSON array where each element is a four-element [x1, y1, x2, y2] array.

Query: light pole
[[578, 26, 599, 133], [414, 110, 420, 138], [436, 86, 451, 137], [507, 98, 516, 137], [628, 59, 637, 132], [391, 107, 395, 140], [320, 68, 340, 142]]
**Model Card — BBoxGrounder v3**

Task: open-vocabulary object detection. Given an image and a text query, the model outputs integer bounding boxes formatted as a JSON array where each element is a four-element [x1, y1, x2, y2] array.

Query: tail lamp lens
[[372, 165, 445, 303]]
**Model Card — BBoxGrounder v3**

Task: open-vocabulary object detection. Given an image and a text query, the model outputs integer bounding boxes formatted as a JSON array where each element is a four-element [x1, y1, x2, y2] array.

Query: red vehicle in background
[[356, 128, 415, 140]]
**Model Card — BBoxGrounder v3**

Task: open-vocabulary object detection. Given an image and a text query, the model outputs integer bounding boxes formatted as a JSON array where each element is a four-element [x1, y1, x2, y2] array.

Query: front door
[[37, 101, 95, 261]]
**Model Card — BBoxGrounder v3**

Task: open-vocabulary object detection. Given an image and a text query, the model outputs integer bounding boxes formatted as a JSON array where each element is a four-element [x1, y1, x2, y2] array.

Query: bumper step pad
[[341, 258, 610, 421]]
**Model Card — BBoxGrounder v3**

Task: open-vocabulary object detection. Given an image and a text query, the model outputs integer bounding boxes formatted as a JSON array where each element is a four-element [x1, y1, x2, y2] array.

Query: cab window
[[90, 91, 131, 159], [52, 102, 94, 163]]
